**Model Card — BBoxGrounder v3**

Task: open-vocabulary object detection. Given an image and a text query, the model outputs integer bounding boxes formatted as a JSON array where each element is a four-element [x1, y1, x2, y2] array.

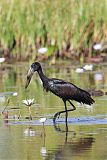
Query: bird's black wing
[[48, 78, 79, 98], [48, 78, 94, 105]]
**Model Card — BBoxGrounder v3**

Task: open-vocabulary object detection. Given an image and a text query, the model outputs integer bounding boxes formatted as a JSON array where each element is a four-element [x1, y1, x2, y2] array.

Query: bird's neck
[[37, 68, 48, 83]]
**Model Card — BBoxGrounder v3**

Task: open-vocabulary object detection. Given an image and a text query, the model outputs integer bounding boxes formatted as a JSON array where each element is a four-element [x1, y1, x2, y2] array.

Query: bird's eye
[[31, 63, 35, 68]]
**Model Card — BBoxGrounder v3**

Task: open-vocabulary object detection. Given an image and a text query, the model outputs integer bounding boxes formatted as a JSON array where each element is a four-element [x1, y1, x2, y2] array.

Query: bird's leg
[[53, 100, 68, 122], [68, 100, 76, 111], [53, 100, 76, 122], [53, 112, 61, 122], [53, 109, 73, 122], [64, 100, 68, 123]]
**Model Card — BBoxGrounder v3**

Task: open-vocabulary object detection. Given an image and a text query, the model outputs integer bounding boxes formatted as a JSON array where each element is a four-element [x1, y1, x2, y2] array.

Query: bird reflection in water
[[53, 119, 73, 143], [50, 121, 95, 160]]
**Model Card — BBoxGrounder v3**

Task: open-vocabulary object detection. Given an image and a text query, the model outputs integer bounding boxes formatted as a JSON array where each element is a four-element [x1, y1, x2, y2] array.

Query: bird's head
[[25, 62, 41, 89], [31, 62, 41, 72]]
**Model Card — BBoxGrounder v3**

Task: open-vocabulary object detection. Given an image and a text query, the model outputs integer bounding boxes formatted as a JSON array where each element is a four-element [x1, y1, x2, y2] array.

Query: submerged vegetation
[[0, 0, 107, 62]]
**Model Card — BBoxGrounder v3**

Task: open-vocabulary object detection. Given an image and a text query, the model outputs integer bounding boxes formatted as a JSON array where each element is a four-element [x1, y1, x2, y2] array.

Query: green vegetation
[[0, 0, 107, 61]]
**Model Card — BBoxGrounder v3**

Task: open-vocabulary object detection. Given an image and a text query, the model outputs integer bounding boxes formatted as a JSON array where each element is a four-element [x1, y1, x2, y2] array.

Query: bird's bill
[[25, 67, 34, 89]]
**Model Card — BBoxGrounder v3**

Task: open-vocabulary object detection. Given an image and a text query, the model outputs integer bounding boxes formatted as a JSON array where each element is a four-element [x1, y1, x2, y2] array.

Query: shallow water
[[0, 62, 107, 160]]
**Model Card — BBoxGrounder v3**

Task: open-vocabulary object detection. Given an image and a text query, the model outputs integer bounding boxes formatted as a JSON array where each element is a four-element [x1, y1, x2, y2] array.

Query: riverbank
[[0, 0, 107, 62]]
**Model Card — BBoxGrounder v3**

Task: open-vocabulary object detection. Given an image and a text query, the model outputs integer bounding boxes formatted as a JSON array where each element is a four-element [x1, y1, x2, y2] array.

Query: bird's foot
[[53, 112, 60, 123], [55, 112, 60, 119]]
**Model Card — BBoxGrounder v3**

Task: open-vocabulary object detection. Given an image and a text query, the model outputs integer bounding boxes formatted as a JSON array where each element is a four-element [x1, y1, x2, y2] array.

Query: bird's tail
[[76, 88, 95, 105]]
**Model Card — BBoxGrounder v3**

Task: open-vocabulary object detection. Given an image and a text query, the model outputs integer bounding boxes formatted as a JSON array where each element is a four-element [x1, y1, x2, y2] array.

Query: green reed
[[0, 0, 107, 60]]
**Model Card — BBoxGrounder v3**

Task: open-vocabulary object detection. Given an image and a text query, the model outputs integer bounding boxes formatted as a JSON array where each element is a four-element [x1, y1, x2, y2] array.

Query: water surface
[[0, 62, 107, 160]]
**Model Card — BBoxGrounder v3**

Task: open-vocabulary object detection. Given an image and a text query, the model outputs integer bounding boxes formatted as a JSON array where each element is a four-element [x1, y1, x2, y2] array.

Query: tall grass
[[0, 0, 107, 60]]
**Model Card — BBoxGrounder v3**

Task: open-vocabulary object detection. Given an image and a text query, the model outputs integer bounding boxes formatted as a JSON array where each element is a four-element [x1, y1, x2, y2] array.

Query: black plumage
[[25, 62, 95, 122]]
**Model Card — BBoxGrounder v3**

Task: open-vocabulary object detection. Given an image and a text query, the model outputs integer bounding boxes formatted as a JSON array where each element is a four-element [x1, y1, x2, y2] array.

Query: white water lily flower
[[39, 117, 47, 123], [75, 68, 84, 73], [0, 57, 5, 63], [83, 64, 93, 71], [38, 47, 48, 54], [22, 98, 35, 106], [93, 43, 102, 50], [13, 92, 18, 96]]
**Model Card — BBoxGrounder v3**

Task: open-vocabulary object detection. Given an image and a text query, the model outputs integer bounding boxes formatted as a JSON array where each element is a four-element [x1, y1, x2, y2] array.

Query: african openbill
[[25, 62, 95, 122]]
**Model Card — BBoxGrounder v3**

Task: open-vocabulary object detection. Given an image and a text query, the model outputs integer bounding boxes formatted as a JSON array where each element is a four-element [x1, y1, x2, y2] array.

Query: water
[[0, 62, 107, 160]]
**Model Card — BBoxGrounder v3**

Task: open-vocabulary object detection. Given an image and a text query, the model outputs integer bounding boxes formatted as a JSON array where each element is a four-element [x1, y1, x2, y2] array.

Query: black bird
[[25, 62, 95, 122]]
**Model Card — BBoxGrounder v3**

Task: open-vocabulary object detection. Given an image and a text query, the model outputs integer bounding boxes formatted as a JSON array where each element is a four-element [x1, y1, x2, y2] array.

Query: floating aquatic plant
[[39, 117, 47, 135], [83, 64, 93, 71], [12, 92, 18, 96], [0, 58, 5, 63], [22, 98, 35, 120], [75, 68, 84, 73], [39, 117, 47, 124], [38, 47, 48, 54], [93, 43, 102, 50], [22, 98, 35, 106]]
